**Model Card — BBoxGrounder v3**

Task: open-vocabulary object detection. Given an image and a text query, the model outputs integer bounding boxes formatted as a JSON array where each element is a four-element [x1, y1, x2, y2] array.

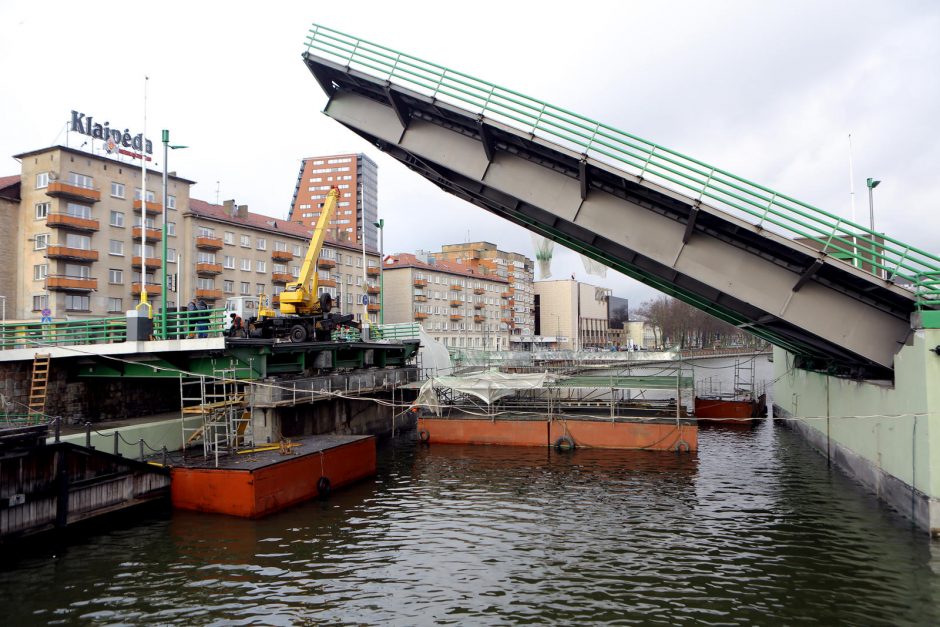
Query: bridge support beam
[[774, 319, 940, 535]]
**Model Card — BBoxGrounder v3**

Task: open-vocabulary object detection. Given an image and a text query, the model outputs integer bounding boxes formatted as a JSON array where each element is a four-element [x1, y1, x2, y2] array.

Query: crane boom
[[279, 187, 340, 315]]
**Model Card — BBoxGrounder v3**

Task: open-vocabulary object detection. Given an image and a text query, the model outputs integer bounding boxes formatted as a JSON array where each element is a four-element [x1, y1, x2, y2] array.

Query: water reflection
[[1, 421, 938, 625]]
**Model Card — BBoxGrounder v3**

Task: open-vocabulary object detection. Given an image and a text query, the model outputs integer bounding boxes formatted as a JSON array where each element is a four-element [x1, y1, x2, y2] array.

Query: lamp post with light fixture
[[161, 129, 188, 339], [867, 177, 881, 233]]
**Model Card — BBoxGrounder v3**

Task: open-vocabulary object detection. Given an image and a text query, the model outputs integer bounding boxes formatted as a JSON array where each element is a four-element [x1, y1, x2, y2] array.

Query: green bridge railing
[[0, 309, 226, 350], [305, 24, 940, 309]]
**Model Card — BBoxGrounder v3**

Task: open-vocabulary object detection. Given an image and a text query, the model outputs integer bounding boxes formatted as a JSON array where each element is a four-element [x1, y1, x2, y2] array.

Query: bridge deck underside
[[303, 54, 918, 379]]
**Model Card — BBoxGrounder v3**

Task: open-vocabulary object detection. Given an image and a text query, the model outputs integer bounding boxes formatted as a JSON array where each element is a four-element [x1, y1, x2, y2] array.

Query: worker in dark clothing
[[186, 299, 198, 338], [196, 299, 209, 338], [229, 313, 244, 338]]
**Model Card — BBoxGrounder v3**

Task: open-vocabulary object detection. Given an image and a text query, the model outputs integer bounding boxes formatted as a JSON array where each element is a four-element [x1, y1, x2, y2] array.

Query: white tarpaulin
[[580, 254, 608, 278], [416, 371, 549, 410], [531, 233, 555, 280]]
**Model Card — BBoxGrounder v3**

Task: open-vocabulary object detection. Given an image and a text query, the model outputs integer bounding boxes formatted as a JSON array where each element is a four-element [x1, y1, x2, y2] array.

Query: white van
[[223, 296, 261, 333]]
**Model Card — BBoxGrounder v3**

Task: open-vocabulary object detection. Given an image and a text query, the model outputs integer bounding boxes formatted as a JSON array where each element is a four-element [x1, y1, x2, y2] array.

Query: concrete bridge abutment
[[774, 318, 940, 535]]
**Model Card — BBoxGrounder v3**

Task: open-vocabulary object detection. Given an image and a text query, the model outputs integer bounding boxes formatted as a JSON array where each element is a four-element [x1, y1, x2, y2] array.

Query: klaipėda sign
[[70, 110, 154, 156]]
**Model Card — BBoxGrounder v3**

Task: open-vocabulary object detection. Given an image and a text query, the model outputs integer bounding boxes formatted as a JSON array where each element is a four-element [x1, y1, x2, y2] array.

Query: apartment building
[[533, 279, 612, 350], [432, 242, 535, 342], [383, 253, 511, 350], [288, 153, 379, 249], [5, 144, 381, 323]]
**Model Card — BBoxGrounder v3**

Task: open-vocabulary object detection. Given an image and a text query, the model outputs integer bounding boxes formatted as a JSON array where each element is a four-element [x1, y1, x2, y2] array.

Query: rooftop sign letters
[[70, 110, 153, 156]]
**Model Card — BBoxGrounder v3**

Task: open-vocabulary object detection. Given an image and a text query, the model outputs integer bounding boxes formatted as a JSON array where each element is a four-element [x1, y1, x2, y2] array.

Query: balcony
[[271, 272, 293, 284], [318, 278, 337, 288], [195, 288, 222, 301], [195, 235, 223, 250], [46, 213, 99, 232], [449, 300, 463, 307], [450, 284, 462, 291], [367, 303, 381, 313], [271, 294, 281, 305], [46, 180, 100, 203], [366, 266, 380, 276], [132, 226, 162, 242], [501, 290, 514, 298], [46, 275, 97, 292], [196, 262, 223, 276], [413, 294, 427, 302], [413, 278, 427, 287], [272, 250, 294, 262], [366, 285, 381, 295], [450, 314, 464, 321], [317, 258, 336, 269], [131, 283, 161, 296], [473, 287, 485, 295], [474, 302, 484, 309], [45, 246, 98, 262], [473, 315, 486, 323], [132, 256, 161, 269], [133, 199, 163, 213], [414, 311, 428, 320]]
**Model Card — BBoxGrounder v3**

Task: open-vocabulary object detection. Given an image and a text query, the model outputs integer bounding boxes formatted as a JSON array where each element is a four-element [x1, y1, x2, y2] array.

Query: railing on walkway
[[305, 24, 940, 309], [0, 309, 226, 350]]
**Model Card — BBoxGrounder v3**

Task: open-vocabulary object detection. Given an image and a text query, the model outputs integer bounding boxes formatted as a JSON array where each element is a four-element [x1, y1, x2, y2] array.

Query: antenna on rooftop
[[215, 181, 220, 205]]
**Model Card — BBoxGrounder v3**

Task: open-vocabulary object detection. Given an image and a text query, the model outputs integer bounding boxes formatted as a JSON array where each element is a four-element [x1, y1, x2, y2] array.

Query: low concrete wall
[[773, 327, 940, 534], [53, 415, 203, 458]]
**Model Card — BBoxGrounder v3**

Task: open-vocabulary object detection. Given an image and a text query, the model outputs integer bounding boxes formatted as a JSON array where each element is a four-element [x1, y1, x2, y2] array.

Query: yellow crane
[[249, 187, 357, 342]]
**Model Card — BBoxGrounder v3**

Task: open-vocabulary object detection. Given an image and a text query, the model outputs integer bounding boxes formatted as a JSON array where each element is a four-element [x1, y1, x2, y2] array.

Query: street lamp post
[[866, 177, 881, 233], [161, 129, 188, 339], [373, 219, 384, 325]]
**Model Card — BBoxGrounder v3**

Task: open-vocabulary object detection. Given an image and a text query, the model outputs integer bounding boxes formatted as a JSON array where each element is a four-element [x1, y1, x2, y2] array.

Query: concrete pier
[[774, 319, 940, 535]]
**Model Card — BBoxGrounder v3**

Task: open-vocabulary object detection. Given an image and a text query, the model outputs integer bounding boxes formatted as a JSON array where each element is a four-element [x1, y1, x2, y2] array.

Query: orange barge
[[170, 435, 375, 517], [417, 416, 697, 452]]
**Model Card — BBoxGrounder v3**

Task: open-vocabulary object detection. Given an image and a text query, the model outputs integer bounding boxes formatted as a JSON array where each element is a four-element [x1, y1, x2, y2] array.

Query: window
[[256, 238, 266, 251], [167, 222, 176, 236], [198, 226, 214, 237], [167, 195, 176, 209], [196, 278, 215, 290], [65, 294, 90, 311], [65, 264, 90, 278], [240, 281, 250, 295], [274, 241, 288, 252], [224, 231, 235, 245], [34, 234, 49, 250], [356, 257, 362, 268], [240, 235, 251, 248], [291, 266, 300, 278], [65, 203, 91, 219], [33, 264, 47, 281], [346, 274, 353, 285], [256, 260, 266, 273], [109, 239, 124, 256], [36, 172, 49, 189], [167, 248, 177, 263], [110, 210, 125, 227], [134, 188, 156, 202], [224, 255, 235, 269], [68, 172, 93, 189], [223, 280, 234, 293], [240, 258, 251, 271], [292, 244, 302, 256], [134, 215, 155, 228], [273, 263, 287, 274], [32, 294, 48, 311], [133, 243, 155, 257], [109, 269, 124, 284], [35, 202, 50, 219], [256, 283, 265, 296], [107, 298, 123, 313], [196, 252, 216, 264], [111, 182, 125, 198]]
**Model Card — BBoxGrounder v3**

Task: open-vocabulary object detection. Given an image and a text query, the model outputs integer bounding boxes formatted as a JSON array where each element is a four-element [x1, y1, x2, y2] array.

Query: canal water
[[3, 358, 939, 624]]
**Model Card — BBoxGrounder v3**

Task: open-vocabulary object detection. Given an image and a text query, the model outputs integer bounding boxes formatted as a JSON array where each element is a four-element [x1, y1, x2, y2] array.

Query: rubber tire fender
[[418, 429, 430, 445], [554, 435, 576, 452], [317, 476, 331, 500]]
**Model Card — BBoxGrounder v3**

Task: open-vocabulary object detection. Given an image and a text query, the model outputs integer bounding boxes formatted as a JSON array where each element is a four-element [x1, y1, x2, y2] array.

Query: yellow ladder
[[28, 353, 51, 422]]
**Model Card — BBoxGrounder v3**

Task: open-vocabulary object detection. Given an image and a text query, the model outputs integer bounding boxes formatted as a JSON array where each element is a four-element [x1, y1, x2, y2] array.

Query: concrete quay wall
[[774, 327, 940, 535]]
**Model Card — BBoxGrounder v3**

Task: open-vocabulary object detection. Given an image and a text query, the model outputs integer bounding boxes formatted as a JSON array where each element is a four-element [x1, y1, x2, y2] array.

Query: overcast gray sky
[[2, 0, 938, 309]]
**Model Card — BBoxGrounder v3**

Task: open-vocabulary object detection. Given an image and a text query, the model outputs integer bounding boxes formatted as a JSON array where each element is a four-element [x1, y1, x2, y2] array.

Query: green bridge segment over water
[[302, 24, 940, 379]]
